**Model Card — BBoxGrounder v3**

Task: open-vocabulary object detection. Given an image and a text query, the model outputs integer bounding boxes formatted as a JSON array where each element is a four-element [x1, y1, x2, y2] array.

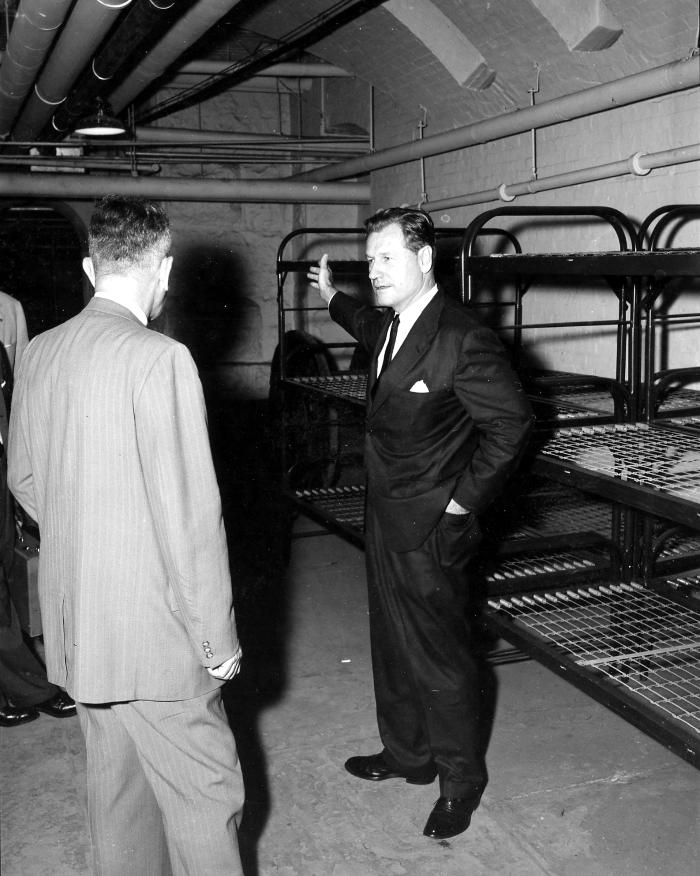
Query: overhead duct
[[295, 55, 700, 182], [0, 0, 74, 137], [50, 0, 180, 139], [0, 172, 370, 204], [11, 0, 133, 143], [108, 0, 245, 115]]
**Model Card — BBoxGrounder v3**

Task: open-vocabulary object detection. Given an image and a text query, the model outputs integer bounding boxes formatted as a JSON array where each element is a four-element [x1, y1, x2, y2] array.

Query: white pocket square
[[410, 380, 429, 393]]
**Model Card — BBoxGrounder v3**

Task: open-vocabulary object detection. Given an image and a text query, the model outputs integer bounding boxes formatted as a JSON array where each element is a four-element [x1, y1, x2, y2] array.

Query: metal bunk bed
[[463, 205, 700, 767]]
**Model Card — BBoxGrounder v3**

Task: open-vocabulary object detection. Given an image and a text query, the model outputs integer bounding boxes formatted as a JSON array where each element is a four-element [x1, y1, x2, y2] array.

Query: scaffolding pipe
[[419, 142, 700, 212], [295, 55, 700, 182], [0, 172, 370, 203]]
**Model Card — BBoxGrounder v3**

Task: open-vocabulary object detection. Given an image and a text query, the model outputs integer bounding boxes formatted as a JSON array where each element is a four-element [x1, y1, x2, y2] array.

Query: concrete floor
[[1, 516, 698, 875], [1, 400, 699, 875]]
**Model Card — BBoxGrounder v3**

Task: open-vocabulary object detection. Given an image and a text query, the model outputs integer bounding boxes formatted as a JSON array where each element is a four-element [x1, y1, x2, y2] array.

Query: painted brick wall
[[371, 85, 700, 379]]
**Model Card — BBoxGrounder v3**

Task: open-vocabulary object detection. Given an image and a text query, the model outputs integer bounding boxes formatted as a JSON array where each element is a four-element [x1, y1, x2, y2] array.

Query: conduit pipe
[[0, 172, 370, 204], [50, 0, 178, 138], [11, 0, 133, 142], [131, 125, 365, 144], [108, 0, 244, 115], [0, 0, 74, 137], [175, 61, 352, 78], [419, 142, 700, 213], [295, 55, 700, 182]]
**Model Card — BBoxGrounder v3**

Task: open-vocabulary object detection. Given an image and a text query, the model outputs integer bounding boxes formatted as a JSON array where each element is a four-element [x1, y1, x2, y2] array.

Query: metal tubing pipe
[[0, 172, 370, 203], [421, 142, 700, 212], [11, 0, 133, 142], [51, 0, 179, 136], [109, 0, 244, 114], [0, 0, 74, 136], [176, 61, 352, 78], [296, 55, 700, 182], [132, 125, 366, 144]]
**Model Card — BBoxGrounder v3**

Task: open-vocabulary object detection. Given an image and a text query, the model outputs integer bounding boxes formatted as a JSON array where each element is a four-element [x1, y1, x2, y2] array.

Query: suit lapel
[[370, 291, 445, 410]]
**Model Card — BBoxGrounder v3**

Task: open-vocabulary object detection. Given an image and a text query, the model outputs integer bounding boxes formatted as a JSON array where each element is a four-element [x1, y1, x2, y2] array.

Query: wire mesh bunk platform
[[284, 373, 368, 405], [486, 581, 700, 767], [531, 422, 700, 528]]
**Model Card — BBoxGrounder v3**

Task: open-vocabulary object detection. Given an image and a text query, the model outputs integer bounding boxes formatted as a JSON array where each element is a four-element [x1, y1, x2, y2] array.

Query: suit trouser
[[77, 688, 244, 876], [365, 504, 488, 799], [0, 452, 57, 708]]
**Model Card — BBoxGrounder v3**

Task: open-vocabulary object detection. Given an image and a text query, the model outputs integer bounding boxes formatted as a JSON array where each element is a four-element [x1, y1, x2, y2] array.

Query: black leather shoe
[[423, 796, 479, 839], [0, 704, 40, 727], [344, 753, 436, 785], [36, 690, 76, 718]]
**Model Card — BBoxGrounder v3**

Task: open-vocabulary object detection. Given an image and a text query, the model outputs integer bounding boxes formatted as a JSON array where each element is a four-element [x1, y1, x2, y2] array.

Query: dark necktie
[[378, 312, 400, 378]]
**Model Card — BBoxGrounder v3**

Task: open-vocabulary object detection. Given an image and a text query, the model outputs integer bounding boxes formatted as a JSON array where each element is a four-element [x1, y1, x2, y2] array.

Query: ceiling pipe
[[11, 0, 133, 143], [294, 55, 700, 182], [0, 172, 370, 204], [131, 125, 362, 144], [419, 142, 700, 213], [50, 0, 180, 139], [0, 0, 74, 137], [175, 60, 352, 78], [134, 0, 388, 124], [109, 0, 244, 115]]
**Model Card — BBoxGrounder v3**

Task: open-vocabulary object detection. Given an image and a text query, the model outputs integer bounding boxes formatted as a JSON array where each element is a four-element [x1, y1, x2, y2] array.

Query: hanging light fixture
[[73, 97, 126, 137]]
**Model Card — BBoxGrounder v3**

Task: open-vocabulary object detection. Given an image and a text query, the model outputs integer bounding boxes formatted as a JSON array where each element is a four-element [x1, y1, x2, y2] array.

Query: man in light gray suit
[[8, 196, 244, 875]]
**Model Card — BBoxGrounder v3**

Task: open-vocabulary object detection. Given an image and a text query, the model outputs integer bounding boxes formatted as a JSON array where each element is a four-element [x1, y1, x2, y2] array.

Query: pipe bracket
[[498, 183, 515, 202], [628, 151, 651, 176]]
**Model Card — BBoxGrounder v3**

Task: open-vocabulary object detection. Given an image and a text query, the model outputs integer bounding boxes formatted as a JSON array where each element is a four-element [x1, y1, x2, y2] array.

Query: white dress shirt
[[377, 284, 438, 372]]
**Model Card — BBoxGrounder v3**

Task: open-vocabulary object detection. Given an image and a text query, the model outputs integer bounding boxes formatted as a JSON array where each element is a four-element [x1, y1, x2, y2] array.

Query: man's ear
[[418, 244, 434, 274], [159, 255, 173, 290], [82, 256, 96, 287]]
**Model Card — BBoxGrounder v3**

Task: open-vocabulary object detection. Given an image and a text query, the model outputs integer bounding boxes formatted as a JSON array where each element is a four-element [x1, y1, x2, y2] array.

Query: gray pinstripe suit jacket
[[8, 297, 239, 703]]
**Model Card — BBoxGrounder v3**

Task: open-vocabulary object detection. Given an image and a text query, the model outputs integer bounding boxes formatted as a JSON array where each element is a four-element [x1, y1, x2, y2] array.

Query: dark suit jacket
[[330, 288, 534, 552], [8, 298, 238, 703]]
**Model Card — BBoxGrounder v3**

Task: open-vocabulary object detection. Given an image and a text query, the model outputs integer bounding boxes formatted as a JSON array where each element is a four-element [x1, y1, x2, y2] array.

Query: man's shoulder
[[436, 290, 486, 330]]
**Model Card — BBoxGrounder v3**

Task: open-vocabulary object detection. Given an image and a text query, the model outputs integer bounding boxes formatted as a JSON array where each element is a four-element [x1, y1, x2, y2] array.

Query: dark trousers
[[365, 504, 488, 799], [0, 453, 56, 708]]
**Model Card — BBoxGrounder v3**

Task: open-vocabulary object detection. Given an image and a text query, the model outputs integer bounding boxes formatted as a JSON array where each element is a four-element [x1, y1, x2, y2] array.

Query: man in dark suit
[[308, 207, 533, 840], [0, 290, 75, 726], [9, 196, 244, 874]]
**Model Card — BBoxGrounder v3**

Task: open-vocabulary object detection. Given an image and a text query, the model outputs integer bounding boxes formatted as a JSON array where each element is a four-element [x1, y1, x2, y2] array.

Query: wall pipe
[[418, 142, 700, 213], [0, 0, 74, 136], [295, 55, 700, 182], [11, 0, 133, 142], [0, 172, 370, 203]]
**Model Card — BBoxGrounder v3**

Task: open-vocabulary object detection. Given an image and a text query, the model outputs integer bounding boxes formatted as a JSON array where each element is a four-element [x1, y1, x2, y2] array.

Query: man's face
[[366, 223, 433, 313]]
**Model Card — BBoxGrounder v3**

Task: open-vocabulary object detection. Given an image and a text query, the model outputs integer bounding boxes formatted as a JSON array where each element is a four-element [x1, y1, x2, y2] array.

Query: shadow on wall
[[158, 244, 295, 875], [157, 243, 261, 373]]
